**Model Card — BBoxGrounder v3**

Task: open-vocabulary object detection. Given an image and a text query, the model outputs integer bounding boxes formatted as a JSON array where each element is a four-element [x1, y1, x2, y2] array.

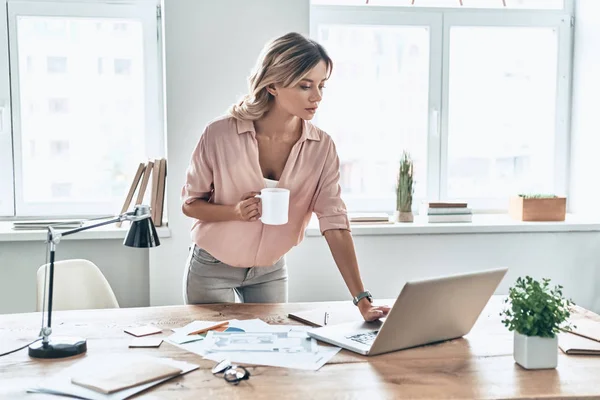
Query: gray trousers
[[183, 245, 288, 304]]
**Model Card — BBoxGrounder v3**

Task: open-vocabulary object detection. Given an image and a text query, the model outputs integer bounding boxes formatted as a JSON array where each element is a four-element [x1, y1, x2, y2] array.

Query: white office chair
[[36, 259, 120, 312]]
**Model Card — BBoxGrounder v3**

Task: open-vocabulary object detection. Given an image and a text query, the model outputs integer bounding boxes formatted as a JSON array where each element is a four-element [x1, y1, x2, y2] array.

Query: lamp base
[[28, 336, 87, 359]]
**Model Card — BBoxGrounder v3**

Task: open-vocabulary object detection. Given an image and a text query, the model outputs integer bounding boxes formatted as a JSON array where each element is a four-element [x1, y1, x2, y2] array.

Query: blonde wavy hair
[[229, 32, 333, 121]]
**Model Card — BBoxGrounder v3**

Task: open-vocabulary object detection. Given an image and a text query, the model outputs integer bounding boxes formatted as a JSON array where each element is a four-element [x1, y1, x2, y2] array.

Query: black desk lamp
[[28, 204, 160, 359]]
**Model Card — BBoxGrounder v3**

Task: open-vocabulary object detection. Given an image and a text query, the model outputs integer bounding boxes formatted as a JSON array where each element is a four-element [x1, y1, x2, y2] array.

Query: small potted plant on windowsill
[[500, 276, 575, 370], [395, 151, 414, 223], [509, 194, 566, 222]]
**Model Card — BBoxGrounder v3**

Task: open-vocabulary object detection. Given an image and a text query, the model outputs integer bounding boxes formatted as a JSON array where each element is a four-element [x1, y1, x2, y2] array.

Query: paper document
[[168, 332, 205, 345], [27, 355, 198, 400], [202, 344, 341, 371], [167, 319, 264, 345], [167, 319, 340, 371], [204, 331, 317, 353]]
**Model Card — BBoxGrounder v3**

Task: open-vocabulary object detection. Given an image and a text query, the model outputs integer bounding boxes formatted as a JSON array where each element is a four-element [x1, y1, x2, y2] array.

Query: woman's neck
[[255, 107, 302, 140]]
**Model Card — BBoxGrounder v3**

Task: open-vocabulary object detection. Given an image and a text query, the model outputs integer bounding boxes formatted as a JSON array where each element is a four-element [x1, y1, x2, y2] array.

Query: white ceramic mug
[[255, 188, 290, 225]]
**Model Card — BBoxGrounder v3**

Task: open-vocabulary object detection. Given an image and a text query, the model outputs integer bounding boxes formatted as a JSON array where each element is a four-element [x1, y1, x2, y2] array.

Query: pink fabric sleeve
[[312, 141, 350, 234], [181, 127, 213, 205]]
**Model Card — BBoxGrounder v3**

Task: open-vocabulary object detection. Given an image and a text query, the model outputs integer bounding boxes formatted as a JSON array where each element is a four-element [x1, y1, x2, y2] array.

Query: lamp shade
[[124, 217, 160, 248]]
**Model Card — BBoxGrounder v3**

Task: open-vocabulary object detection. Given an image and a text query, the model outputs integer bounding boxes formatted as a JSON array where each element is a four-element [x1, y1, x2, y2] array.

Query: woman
[[181, 32, 390, 322]]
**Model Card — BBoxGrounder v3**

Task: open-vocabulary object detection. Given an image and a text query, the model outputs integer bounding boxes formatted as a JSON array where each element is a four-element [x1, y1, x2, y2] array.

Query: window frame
[[0, 3, 13, 217], [6, 0, 163, 217], [312, 0, 572, 10], [310, 3, 573, 213]]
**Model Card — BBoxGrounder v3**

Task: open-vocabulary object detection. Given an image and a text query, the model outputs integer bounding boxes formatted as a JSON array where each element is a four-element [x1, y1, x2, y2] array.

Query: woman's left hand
[[358, 301, 391, 322]]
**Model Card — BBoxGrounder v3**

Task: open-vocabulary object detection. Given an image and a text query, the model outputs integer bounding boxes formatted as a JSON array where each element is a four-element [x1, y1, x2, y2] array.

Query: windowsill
[[0, 222, 172, 242], [306, 213, 600, 236], [1, 214, 599, 242]]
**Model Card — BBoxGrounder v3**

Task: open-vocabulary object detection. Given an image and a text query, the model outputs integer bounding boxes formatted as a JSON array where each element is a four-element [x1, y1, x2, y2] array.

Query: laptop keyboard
[[346, 330, 379, 346]]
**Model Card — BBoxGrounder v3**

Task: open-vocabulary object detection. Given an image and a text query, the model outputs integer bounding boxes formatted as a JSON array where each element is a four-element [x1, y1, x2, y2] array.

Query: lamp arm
[[55, 215, 127, 239], [48, 210, 149, 244]]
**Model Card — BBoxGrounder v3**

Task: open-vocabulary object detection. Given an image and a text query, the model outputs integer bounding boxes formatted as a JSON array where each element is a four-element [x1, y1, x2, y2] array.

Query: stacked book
[[422, 202, 472, 223], [117, 158, 167, 228], [12, 220, 84, 231], [349, 213, 392, 225]]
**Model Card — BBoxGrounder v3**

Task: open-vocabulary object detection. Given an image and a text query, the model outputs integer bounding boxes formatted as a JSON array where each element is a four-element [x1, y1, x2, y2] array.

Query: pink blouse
[[182, 115, 350, 268]]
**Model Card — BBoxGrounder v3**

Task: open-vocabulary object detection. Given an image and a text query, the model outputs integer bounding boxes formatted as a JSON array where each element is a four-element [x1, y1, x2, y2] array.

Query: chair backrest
[[36, 259, 120, 312]]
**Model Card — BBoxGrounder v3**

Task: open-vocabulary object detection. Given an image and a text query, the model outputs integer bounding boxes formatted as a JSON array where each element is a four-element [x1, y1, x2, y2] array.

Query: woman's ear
[[266, 84, 277, 97]]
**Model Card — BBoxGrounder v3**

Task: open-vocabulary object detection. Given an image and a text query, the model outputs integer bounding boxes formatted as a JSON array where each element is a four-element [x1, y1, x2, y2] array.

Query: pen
[[186, 321, 229, 336], [324, 312, 329, 326]]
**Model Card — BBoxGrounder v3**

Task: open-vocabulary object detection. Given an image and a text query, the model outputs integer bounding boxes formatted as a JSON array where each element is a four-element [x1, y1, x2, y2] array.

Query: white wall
[[287, 231, 600, 312], [150, 0, 311, 306], [0, 240, 148, 314]]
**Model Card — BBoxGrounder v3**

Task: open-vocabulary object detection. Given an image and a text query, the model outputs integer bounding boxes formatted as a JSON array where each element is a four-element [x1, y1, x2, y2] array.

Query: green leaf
[[500, 275, 574, 338]]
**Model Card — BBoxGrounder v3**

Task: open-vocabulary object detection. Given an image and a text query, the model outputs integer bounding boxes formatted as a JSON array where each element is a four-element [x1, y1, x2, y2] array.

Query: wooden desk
[[1, 296, 600, 399]]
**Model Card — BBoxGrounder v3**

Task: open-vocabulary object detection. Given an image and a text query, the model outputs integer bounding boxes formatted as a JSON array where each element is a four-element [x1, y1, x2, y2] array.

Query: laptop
[[307, 267, 508, 356]]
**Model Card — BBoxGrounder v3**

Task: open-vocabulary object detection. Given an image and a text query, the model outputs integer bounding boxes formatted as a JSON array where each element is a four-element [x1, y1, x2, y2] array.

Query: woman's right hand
[[233, 192, 261, 222]]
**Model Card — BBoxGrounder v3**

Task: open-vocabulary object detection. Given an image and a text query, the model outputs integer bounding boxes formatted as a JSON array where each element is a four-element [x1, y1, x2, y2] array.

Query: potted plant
[[509, 194, 566, 221], [396, 151, 414, 223], [500, 276, 575, 370]]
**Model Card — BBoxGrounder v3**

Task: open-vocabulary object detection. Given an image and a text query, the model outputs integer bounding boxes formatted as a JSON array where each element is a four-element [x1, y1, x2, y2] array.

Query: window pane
[[46, 56, 67, 73], [315, 24, 430, 211], [447, 27, 558, 199], [15, 16, 146, 209]]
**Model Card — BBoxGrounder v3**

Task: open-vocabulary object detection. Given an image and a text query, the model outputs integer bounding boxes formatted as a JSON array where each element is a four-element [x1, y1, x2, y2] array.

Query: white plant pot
[[513, 331, 558, 370]]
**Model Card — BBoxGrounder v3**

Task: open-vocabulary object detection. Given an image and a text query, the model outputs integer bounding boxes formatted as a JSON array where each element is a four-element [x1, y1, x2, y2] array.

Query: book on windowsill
[[427, 202, 468, 208], [419, 202, 472, 223], [12, 220, 84, 231], [117, 158, 167, 228], [427, 213, 472, 223], [427, 207, 472, 215], [349, 213, 392, 224]]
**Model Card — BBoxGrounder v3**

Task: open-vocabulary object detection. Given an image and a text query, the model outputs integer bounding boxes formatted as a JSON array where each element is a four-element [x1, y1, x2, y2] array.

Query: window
[[97, 57, 106, 74], [315, 18, 439, 211], [26, 55, 33, 72], [0, 0, 163, 217], [114, 58, 132, 75], [46, 56, 67, 73], [311, 3, 572, 212], [50, 140, 69, 157], [51, 182, 72, 198], [113, 22, 128, 32], [48, 98, 69, 113], [446, 25, 560, 205]]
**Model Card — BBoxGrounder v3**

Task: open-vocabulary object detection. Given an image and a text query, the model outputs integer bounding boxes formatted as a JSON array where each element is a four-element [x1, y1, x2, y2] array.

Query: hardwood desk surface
[[1, 296, 600, 399]]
